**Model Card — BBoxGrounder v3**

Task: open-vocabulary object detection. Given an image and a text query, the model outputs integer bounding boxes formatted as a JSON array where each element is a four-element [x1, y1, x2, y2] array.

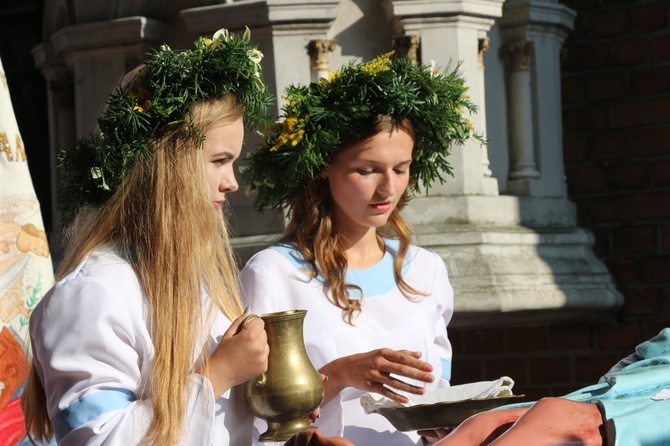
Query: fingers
[[372, 349, 435, 392]]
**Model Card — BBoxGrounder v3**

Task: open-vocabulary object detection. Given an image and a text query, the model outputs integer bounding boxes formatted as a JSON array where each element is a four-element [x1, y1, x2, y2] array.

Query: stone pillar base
[[416, 223, 623, 328]]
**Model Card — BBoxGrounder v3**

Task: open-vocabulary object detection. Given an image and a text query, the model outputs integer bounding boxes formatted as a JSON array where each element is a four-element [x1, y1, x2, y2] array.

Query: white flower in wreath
[[213, 28, 231, 42], [429, 59, 442, 77]]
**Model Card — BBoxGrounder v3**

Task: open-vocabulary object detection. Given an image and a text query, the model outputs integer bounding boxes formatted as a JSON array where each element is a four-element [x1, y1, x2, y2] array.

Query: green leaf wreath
[[58, 28, 274, 213], [242, 52, 485, 212]]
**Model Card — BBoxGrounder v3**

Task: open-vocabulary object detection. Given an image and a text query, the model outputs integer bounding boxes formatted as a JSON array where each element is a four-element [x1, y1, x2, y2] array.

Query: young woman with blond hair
[[21, 29, 272, 445]]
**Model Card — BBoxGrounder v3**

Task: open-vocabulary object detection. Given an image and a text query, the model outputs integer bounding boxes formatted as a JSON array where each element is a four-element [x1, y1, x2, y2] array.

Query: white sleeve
[[239, 251, 283, 316], [430, 251, 454, 384], [30, 261, 217, 445]]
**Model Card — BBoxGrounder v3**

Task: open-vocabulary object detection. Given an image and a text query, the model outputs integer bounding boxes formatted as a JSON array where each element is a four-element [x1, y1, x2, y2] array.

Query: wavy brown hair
[[285, 116, 424, 325], [22, 91, 245, 445]]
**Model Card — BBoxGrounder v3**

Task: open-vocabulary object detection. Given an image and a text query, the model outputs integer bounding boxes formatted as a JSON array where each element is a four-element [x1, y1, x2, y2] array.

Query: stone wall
[[451, 0, 670, 401]]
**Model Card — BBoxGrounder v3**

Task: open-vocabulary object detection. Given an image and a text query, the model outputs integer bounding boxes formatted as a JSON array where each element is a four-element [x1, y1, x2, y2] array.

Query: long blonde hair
[[22, 92, 245, 445], [285, 116, 423, 324]]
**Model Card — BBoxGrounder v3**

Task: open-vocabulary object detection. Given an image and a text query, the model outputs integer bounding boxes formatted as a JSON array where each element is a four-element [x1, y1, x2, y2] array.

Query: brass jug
[[244, 309, 324, 442]]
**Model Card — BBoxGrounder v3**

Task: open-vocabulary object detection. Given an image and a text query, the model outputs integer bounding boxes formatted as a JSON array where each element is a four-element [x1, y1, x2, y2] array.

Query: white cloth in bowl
[[361, 376, 515, 414]]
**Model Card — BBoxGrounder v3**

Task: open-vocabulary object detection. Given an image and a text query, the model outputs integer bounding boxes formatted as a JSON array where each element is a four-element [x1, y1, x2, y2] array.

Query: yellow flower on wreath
[[270, 114, 304, 151], [129, 86, 152, 113], [361, 51, 393, 76]]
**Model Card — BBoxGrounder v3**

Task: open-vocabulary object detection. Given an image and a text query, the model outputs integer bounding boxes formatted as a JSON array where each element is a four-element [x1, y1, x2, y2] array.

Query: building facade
[[2, 0, 669, 399]]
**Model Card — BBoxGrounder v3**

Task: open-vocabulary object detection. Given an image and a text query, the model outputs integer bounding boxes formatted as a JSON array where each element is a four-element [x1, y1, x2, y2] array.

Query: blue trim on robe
[[271, 238, 411, 297], [51, 389, 135, 441], [440, 358, 452, 381]]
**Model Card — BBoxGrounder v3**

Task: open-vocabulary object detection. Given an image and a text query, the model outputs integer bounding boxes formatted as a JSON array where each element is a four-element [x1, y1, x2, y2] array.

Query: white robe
[[240, 239, 454, 446], [29, 250, 253, 445]]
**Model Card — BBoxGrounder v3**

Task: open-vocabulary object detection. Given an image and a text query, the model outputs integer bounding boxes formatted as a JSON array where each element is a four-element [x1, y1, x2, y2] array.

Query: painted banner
[[0, 56, 55, 445]]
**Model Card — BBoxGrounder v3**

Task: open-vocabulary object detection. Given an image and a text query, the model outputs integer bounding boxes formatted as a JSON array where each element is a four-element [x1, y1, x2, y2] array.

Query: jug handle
[[242, 314, 266, 387]]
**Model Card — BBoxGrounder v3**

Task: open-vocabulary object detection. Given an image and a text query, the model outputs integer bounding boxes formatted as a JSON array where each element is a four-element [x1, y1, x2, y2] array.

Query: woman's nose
[[377, 171, 395, 196], [221, 172, 239, 193]]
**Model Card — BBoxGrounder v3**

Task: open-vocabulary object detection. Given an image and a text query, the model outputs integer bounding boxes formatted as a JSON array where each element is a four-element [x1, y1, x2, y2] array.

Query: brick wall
[[451, 0, 670, 401]]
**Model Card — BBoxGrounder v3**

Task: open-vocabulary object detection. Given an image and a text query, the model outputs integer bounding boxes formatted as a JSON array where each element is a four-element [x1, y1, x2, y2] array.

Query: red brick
[[629, 3, 669, 33], [563, 135, 586, 163], [591, 227, 612, 256], [643, 318, 670, 340], [597, 323, 641, 350], [506, 327, 547, 352], [651, 35, 670, 63], [573, 197, 591, 225], [603, 37, 648, 66], [486, 358, 528, 385], [632, 66, 670, 95], [586, 73, 628, 101], [575, 356, 620, 382], [653, 161, 670, 187], [562, 42, 603, 71], [605, 258, 638, 285], [450, 359, 483, 385], [564, 106, 606, 132], [561, 76, 584, 104], [609, 100, 652, 128], [636, 193, 670, 219], [529, 357, 571, 384], [621, 288, 665, 316], [549, 325, 593, 350], [640, 255, 670, 283], [631, 127, 670, 156], [460, 328, 505, 354], [565, 166, 607, 194], [612, 225, 656, 254], [656, 97, 670, 123], [589, 195, 634, 221], [586, 132, 629, 160], [581, 10, 627, 37], [607, 162, 651, 190]]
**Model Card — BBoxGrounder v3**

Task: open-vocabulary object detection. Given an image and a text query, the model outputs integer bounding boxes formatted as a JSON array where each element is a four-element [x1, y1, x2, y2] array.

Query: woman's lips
[[370, 201, 392, 212]]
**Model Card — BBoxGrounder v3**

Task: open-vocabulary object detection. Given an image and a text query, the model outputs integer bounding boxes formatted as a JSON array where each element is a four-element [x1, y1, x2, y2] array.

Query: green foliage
[[243, 53, 485, 211], [58, 28, 274, 214]]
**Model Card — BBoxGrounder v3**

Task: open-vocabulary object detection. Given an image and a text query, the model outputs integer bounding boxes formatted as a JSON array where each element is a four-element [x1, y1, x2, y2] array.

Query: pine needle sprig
[[58, 27, 274, 214]]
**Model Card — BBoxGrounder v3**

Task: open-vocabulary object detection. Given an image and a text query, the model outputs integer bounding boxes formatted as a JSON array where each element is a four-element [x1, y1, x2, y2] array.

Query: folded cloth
[[651, 388, 670, 401], [361, 376, 515, 414]]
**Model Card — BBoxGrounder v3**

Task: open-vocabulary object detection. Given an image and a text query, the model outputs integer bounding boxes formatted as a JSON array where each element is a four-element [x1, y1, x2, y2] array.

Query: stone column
[[506, 40, 541, 193], [500, 0, 576, 198], [382, 0, 622, 326], [308, 39, 337, 81]]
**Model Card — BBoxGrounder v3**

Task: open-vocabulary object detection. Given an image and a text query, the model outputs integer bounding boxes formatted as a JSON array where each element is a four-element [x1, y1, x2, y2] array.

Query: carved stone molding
[[392, 34, 420, 65], [478, 36, 490, 68], [308, 39, 336, 72], [506, 40, 533, 71]]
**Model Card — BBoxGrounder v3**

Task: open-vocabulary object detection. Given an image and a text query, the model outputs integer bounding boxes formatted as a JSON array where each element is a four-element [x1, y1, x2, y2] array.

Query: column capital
[[392, 34, 421, 65], [506, 40, 534, 71], [308, 39, 337, 72]]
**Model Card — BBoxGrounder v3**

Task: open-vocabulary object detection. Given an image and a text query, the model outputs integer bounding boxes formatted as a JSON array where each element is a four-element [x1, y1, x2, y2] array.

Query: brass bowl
[[372, 395, 527, 431]]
